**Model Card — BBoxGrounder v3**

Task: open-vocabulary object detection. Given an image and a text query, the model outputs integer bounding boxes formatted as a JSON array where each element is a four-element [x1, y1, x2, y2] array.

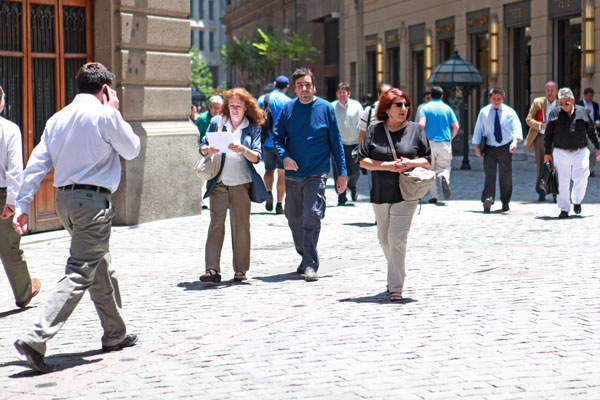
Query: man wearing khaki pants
[[12, 63, 140, 373], [0, 85, 40, 308]]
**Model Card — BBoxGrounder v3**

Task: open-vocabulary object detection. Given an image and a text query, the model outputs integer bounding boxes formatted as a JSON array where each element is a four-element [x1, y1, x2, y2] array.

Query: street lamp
[[427, 49, 484, 170]]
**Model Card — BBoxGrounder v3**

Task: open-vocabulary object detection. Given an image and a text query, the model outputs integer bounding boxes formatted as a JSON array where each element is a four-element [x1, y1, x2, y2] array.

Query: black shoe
[[275, 203, 284, 214], [265, 192, 273, 211], [201, 205, 209, 210], [552, 195, 557, 203], [296, 265, 305, 275], [14, 340, 55, 373], [428, 198, 437, 204], [351, 188, 358, 202], [441, 177, 451, 199], [502, 204, 510, 212], [558, 211, 569, 219], [337, 194, 347, 206], [199, 269, 221, 282], [483, 197, 493, 213], [574, 204, 582, 214], [538, 194, 546, 202], [304, 267, 319, 282], [590, 171, 596, 177], [102, 333, 138, 353]]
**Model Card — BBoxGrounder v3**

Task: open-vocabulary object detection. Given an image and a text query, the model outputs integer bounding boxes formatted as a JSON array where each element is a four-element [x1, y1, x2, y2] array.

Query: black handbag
[[539, 161, 559, 195]]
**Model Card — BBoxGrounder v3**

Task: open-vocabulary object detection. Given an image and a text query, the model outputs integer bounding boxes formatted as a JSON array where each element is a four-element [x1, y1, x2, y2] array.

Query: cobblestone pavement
[[1, 151, 600, 399]]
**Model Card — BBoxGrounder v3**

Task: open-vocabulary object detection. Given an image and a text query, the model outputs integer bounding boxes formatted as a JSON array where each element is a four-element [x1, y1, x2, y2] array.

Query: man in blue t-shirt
[[418, 86, 459, 203], [258, 76, 291, 214], [273, 68, 347, 282]]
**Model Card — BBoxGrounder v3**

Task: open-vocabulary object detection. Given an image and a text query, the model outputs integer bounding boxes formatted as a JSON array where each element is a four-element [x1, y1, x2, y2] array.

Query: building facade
[[190, 0, 227, 89], [342, 0, 598, 137], [221, 0, 342, 100], [0, 0, 200, 232]]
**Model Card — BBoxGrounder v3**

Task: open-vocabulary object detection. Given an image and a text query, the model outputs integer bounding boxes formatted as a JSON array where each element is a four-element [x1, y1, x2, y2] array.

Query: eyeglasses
[[559, 101, 571, 106], [392, 102, 410, 109]]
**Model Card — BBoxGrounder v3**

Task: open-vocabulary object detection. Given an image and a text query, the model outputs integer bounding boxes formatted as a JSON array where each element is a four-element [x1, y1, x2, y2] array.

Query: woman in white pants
[[357, 88, 431, 301]]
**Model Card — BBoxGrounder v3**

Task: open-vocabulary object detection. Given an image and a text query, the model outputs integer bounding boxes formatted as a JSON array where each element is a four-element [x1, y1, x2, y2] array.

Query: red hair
[[376, 88, 412, 122], [220, 87, 265, 126]]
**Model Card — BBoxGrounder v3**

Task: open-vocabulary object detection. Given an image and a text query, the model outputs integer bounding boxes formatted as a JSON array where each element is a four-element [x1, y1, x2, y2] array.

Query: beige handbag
[[193, 116, 226, 180], [383, 124, 435, 201]]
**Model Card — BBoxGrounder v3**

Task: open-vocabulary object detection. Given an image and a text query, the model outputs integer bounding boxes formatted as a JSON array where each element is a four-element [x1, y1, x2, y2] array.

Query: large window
[[387, 47, 399, 87], [199, 31, 204, 51], [556, 17, 582, 100], [209, 0, 213, 20], [438, 38, 454, 63], [199, 0, 204, 19], [209, 31, 214, 52]]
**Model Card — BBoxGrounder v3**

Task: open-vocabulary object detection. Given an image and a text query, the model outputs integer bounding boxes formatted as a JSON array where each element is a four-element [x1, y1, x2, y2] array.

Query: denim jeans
[[284, 174, 327, 271]]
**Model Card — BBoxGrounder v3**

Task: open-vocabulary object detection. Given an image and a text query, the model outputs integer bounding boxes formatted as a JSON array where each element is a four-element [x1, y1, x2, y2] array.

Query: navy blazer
[[200, 116, 268, 203], [575, 99, 600, 132]]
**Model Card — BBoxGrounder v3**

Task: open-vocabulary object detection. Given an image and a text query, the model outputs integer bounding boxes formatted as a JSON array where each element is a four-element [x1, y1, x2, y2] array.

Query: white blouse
[[218, 117, 252, 186]]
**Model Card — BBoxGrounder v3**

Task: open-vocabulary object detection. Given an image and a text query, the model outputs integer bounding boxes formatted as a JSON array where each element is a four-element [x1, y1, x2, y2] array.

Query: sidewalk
[[1, 154, 599, 399]]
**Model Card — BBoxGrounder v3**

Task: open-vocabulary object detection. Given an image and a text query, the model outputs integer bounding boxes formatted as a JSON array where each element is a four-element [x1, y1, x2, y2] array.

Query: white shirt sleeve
[[4, 125, 24, 205], [16, 130, 54, 214], [102, 109, 141, 160]]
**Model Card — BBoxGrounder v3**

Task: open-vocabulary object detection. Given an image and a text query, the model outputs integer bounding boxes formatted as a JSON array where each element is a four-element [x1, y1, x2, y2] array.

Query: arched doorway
[[0, 0, 92, 232]]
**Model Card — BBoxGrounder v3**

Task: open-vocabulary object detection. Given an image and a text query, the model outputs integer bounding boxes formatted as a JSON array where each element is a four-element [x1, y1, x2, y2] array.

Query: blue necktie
[[494, 108, 502, 143]]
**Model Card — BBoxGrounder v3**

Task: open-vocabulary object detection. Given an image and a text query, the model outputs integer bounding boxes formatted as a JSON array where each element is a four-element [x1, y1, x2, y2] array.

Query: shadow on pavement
[[6, 349, 103, 378], [0, 306, 34, 320], [343, 222, 376, 228], [338, 292, 418, 304], [535, 215, 586, 221], [177, 281, 251, 290]]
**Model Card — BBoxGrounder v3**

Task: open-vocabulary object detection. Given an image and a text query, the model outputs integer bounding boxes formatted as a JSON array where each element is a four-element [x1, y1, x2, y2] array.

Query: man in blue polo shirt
[[273, 67, 347, 282], [418, 86, 459, 203], [258, 76, 291, 214]]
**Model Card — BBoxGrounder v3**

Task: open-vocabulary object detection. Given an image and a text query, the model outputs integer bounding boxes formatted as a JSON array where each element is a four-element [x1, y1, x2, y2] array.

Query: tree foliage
[[221, 28, 319, 91], [190, 46, 215, 96]]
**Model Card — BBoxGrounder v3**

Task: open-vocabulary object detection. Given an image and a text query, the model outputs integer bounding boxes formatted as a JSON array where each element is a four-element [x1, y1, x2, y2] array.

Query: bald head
[[545, 81, 558, 102]]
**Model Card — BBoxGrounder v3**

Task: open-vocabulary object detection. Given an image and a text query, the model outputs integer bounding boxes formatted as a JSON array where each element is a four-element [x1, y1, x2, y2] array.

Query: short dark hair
[[489, 87, 505, 98], [76, 62, 115, 94], [365, 93, 374, 103], [584, 87, 595, 95], [423, 91, 432, 98], [292, 67, 315, 86], [337, 82, 351, 92], [430, 87, 443, 99]]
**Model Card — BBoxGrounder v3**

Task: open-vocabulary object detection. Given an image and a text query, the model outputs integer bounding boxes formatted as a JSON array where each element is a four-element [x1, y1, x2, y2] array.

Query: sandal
[[389, 292, 403, 302], [200, 269, 221, 283], [233, 272, 247, 282]]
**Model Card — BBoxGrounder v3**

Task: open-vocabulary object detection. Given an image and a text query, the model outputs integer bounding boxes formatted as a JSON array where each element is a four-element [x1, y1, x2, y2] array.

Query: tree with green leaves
[[190, 45, 215, 97]]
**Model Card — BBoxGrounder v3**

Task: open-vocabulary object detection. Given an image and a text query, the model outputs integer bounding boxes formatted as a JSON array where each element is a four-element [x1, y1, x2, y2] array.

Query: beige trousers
[[428, 140, 452, 199], [205, 182, 251, 274], [372, 201, 418, 294], [22, 189, 126, 355], [0, 188, 32, 304]]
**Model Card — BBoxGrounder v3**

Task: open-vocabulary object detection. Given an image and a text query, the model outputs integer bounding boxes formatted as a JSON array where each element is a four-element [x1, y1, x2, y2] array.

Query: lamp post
[[427, 50, 483, 170]]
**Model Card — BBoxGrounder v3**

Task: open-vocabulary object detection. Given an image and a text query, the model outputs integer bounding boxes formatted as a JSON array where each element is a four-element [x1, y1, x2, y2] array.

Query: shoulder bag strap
[[366, 105, 373, 128], [382, 123, 398, 161]]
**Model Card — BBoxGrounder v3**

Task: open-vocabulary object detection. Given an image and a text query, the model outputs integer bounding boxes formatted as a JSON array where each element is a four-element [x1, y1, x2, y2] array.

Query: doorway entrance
[[0, 0, 92, 232]]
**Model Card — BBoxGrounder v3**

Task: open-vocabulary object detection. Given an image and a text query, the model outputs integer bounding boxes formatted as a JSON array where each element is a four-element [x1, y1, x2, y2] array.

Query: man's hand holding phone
[[101, 84, 119, 110]]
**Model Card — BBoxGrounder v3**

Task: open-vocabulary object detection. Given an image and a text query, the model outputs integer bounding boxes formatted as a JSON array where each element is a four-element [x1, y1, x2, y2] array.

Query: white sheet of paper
[[206, 131, 235, 153]]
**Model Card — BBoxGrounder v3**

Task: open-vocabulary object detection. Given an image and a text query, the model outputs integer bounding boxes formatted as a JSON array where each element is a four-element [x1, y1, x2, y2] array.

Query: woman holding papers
[[199, 88, 267, 283]]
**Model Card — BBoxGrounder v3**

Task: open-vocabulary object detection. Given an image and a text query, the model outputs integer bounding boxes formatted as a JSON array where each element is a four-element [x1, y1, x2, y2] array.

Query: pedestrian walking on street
[[12, 63, 141, 373], [575, 87, 600, 177], [473, 88, 523, 213], [273, 67, 347, 282], [413, 90, 431, 122], [194, 95, 223, 210], [544, 87, 600, 218], [524, 81, 558, 201], [417, 86, 459, 203], [258, 76, 291, 214], [200, 88, 267, 283], [0, 85, 41, 309], [357, 88, 431, 301], [331, 82, 364, 205]]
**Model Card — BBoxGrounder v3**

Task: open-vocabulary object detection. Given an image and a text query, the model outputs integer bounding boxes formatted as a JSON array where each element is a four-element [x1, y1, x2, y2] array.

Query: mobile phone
[[103, 86, 110, 99]]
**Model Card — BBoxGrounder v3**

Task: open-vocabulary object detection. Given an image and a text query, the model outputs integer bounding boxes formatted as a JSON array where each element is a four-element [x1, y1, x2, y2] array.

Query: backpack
[[261, 93, 274, 144]]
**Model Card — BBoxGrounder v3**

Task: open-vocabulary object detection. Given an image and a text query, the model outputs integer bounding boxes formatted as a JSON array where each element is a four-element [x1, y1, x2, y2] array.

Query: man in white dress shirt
[[473, 88, 523, 213], [0, 85, 41, 309], [12, 63, 141, 373]]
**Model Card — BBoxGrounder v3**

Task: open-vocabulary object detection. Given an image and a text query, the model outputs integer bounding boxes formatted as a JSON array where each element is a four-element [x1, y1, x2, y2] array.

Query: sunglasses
[[392, 102, 410, 109], [559, 101, 571, 106]]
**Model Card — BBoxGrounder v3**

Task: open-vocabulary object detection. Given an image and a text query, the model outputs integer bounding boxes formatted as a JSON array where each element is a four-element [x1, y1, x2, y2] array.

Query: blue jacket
[[200, 116, 268, 203]]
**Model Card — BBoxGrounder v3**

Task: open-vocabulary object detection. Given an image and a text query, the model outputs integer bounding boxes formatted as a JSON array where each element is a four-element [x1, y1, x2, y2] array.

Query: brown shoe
[[16, 278, 41, 308]]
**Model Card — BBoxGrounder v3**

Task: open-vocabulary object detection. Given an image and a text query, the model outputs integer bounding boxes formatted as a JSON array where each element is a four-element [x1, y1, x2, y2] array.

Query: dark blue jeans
[[284, 174, 327, 271]]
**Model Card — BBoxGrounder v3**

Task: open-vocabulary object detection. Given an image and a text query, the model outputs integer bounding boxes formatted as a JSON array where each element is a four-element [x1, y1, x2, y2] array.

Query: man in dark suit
[[576, 87, 600, 176]]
